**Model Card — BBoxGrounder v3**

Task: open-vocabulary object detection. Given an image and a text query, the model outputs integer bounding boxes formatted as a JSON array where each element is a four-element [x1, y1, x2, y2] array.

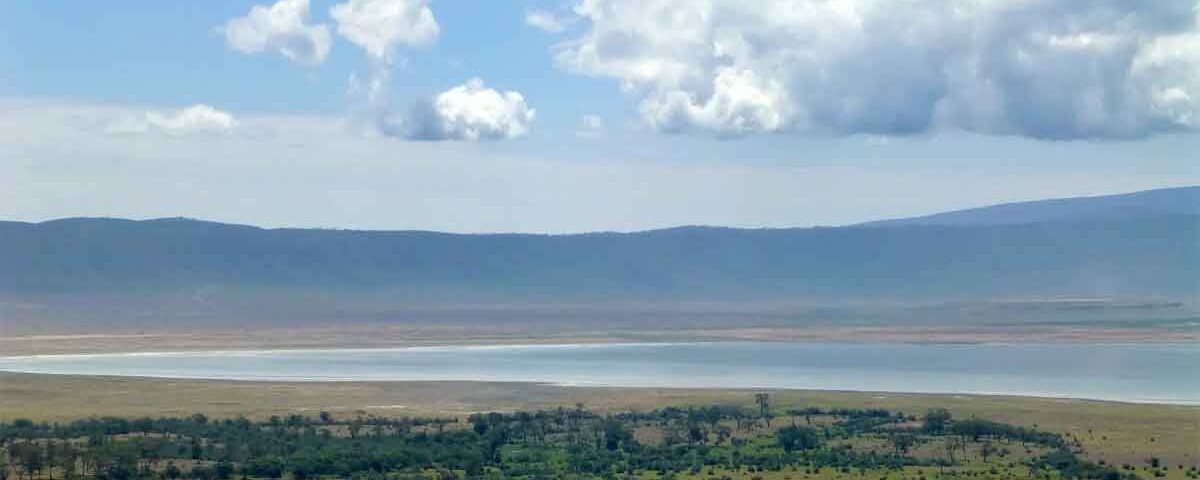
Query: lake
[[2, 342, 1196, 404]]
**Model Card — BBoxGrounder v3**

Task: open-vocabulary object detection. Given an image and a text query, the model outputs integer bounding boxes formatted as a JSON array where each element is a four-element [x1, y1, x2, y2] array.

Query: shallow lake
[[2, 342, 1196, 404]]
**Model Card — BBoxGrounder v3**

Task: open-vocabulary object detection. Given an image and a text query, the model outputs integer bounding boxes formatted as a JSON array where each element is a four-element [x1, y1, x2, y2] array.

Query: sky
[[1, 0, 1197, 233]]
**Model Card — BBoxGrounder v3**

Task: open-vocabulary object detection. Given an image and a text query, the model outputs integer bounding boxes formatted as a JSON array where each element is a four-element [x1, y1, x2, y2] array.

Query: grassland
[[1, 372, 1195, 468], [2, 393, 1195, 480]]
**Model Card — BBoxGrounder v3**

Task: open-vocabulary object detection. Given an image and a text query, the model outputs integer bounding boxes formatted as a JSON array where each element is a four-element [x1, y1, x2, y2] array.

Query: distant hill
[[0, 187, 1195, 306], [857, 186, 1199, 227]]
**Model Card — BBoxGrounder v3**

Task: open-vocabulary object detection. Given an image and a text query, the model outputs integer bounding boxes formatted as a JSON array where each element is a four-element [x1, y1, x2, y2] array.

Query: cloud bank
[[555, 0, 1200, 140], [8, 100, 1196, 233], [106, 104, 238, 136], [221, 0, 331, 66]]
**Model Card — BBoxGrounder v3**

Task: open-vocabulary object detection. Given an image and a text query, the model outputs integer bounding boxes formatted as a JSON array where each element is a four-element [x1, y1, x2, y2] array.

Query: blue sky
[[1, 0, 1197, 232], [0, 1, 613, 126]]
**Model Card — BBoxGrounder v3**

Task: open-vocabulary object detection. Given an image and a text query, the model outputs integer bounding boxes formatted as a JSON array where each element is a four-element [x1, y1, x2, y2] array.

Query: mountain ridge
[[1, 212, 1194, 301], [1, 187, 1195, 331], [856, 185, 1199, 228], [10, 186, 1196, 235]]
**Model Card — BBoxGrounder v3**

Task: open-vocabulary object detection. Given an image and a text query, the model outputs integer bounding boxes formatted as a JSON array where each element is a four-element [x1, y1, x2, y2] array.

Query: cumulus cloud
[[524, 9, 570, 33], [330, 0, 439, 61], [331, 0, 443, 138], [221, 0, 331, 66], [106, 105, 238, 137], [401, 78, 535, 141], [555, 0, 1200, 140]]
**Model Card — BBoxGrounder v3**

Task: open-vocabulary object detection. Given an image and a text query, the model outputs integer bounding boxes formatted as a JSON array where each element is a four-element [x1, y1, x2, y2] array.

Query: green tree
[[601, 419, 632, 451], [17, 444, 44, 480], [214, 462, 234, 480], [190, 466, 215, 480], [923, 408, 952, 434], [890, 433, 916, 455], [754, 393, 771, 419], [775, 426, 820, 453], [164, 462, 182, 480], [980, 441, 994, 462]]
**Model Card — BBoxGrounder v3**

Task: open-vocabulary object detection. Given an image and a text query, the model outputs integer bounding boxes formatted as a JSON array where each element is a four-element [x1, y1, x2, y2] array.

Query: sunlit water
[[2, 342, 1196, 404]]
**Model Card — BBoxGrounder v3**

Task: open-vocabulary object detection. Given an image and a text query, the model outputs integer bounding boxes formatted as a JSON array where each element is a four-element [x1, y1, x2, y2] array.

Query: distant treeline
[[0, 399, 1143, 480]]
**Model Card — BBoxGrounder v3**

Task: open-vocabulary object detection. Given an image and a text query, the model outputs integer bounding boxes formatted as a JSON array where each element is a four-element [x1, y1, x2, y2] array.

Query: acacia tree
[[17, 444, 42, 480], [923, 408, 952, 434], [56, 442, 78, 480], [890, 432, 916, 455], [754, 393, 769, 417], [164, 462, 181, 480], [754, 393, 772, 427], [776, 425, 820, 453], [943, 436, 964, 464], [45, 442, 58, 480], [980, 441, 994, 462]]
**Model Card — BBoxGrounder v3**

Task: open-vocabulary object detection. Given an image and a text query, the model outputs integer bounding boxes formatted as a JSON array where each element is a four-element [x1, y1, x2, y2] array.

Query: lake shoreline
[[4, 341, 1195, 406], [3, 322, 1197, 357], [4, 369, 1197, 407]]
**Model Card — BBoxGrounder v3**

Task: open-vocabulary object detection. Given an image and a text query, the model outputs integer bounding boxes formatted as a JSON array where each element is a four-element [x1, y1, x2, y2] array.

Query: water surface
[[2, 342, 1196, 404]]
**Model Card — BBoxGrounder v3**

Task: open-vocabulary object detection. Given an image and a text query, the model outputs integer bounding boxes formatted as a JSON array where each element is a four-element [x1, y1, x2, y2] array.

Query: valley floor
[[1, 372, 1196, 468]]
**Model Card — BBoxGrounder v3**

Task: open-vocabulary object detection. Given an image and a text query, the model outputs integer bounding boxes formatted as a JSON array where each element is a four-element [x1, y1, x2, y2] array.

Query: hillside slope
[[1, 215, 1194, 301], [858, 186, 1199, 227]]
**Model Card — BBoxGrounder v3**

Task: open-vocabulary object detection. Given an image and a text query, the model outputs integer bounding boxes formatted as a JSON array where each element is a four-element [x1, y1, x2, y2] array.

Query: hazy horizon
[[4, 184, 1196, 234]]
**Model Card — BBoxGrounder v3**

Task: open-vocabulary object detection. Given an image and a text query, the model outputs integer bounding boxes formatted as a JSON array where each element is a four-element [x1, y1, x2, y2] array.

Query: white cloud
[[639, 67, 790, 137], [331, 0, 441, 139], [403, 78, 535, 141], [524, 9, 569, 33], [107, 105, 238, 137], [575, 114, 605, 138], [556, 0, 1200, 140], [330, 0, 439, 61], [1132, 13, 1200, 130], [221, 0, 332, 66]]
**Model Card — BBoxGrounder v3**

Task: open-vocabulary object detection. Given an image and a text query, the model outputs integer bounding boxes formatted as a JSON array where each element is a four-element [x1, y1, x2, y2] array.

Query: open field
[[10, 399, 1183, 480], [1, 372, 1196, 468]]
